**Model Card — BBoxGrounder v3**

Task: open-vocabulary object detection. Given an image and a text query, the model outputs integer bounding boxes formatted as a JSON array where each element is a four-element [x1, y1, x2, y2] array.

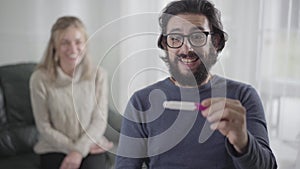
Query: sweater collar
[[56, 65, 83, 85]]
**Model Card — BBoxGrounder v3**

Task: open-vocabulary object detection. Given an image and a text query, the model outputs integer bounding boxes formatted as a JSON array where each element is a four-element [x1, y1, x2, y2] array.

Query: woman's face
[[57, 26, 86, 74]]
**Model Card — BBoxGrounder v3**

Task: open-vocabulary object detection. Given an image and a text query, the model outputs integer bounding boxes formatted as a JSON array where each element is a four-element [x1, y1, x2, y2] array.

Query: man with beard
[[115, 0, 277, 168]]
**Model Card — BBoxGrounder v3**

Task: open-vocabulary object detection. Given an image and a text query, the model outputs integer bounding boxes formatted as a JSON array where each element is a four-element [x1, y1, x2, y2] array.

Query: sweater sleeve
[[74, 68, 109, 157], [226, 86, 277, 169], [30, 71, 74, 153], [115, 94, 148, 169]]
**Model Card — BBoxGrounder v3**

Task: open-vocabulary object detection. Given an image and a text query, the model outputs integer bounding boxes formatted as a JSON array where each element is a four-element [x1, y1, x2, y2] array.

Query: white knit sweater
[[30, 66, 108, 157]]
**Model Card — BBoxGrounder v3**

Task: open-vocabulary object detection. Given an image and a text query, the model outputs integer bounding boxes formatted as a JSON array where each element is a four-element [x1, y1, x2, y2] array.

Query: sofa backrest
[[0, 63, 38, 156], [0, 63, 37, 125], [0, 87, 6, 126]]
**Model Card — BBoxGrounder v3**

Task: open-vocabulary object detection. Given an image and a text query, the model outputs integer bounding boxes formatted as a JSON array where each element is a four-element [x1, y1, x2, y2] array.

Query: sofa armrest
[[105, 108, 122, 144]]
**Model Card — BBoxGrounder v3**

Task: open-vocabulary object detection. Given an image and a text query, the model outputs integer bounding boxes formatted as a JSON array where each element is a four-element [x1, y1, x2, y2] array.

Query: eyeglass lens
[[166, 32, 208, 48]]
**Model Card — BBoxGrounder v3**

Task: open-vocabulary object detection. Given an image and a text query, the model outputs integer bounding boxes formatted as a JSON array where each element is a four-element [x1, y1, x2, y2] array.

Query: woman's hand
[[59, 151, 83, 169], [89, 141, 114, 154]]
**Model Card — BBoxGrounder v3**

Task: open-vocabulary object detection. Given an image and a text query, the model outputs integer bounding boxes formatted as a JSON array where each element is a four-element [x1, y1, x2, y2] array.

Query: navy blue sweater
[[115, 75, 277, 169]]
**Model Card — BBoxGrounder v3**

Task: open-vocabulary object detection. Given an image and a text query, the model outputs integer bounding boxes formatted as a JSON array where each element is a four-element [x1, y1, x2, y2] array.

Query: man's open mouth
[[178, 56, 199, 64]]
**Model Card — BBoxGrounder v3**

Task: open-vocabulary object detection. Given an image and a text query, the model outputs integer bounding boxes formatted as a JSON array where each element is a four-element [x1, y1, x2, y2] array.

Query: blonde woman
[[30, 16, 113, 169]]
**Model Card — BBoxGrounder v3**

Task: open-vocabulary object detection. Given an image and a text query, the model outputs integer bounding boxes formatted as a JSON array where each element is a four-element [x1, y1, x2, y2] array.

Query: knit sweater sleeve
[[115, 91, 150, 169], [30, 70, 74, 153], [74, 68, 109, 157], [225, 86, 277, 169]]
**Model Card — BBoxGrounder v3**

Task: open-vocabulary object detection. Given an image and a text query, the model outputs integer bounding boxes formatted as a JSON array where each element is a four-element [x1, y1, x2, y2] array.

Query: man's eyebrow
[[168, 26, 208, 33], [191, 26, 206, 31]]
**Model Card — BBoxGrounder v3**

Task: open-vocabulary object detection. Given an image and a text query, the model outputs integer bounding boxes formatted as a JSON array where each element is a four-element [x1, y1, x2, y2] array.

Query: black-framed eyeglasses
[[165, 31, 212, 48]]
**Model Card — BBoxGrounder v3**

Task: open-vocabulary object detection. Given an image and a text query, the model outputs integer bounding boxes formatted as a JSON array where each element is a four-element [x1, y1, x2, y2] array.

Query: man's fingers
[[202, 98, 245, 118], [201, 97, 226, 107], [201, 98, 226, 116], [210, 120, 229, 132]]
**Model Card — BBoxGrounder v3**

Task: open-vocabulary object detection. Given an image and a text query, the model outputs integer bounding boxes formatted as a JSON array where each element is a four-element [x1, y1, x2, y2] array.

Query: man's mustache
[[177, 51, 204, 60]]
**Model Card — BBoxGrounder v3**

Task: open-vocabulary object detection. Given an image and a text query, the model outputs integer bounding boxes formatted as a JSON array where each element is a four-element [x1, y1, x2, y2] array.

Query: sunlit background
[[0, 0, 299, 168]]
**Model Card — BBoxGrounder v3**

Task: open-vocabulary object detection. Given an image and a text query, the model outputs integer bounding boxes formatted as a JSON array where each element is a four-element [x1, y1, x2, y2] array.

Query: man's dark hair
[[157, 0, 227, 53]]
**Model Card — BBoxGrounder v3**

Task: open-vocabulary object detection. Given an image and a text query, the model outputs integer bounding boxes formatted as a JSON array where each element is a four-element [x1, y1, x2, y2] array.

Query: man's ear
[[158, 34, 168, 50], [161, 37, 168, 50], [212, 33, 221, 50]]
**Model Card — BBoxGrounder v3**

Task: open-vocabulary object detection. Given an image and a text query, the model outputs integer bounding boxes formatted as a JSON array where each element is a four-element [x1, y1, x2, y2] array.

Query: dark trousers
[[40, 152, 107, 169]]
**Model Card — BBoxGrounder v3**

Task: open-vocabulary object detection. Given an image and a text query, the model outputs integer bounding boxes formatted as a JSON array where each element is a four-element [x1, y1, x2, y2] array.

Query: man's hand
[[59, 151, 83, 169], [201, 98, 248, 154], [89, 141, 114, 154]]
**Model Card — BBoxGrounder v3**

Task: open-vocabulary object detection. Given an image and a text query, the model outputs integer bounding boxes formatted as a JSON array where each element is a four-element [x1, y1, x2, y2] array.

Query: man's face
[[165, 14, 218, 86]]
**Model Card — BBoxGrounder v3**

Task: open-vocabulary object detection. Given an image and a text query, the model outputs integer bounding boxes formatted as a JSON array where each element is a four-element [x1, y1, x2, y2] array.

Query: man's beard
[[168, 49, 217, 86]]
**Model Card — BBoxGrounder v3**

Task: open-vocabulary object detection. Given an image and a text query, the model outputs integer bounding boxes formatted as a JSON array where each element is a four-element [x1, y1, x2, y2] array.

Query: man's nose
[[180, 38, 193, 54]]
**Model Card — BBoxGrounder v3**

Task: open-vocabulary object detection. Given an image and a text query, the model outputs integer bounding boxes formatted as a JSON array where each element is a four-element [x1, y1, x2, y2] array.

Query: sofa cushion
[[0, 63, 36, 124], [0, 125, 38, 157]]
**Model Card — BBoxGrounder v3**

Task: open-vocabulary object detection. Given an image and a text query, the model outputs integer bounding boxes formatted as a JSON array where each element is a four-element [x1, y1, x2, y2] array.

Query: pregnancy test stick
[[163, 101, 207, 111]]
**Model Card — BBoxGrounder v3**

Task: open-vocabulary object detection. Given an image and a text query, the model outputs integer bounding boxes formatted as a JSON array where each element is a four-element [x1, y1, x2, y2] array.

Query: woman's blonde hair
[[38, 16, 92, 80]]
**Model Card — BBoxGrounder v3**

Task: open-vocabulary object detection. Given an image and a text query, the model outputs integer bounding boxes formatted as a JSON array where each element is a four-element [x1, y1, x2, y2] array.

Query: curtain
[[213, 0, 300, 168]]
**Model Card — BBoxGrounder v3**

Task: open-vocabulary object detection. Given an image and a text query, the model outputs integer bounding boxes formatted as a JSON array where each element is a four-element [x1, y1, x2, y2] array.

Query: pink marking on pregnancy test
[[195, 103, 208, 111]]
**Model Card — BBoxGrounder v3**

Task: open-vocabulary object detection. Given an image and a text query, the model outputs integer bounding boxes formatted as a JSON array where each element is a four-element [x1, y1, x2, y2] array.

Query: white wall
[[0, 0, 122, 110], [0, 0, 168, 113], [113, 0, 168, 113], [0, 0, 115, 64]]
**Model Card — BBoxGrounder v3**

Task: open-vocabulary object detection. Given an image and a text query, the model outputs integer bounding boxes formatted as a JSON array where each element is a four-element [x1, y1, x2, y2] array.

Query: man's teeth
[[180, 57, 198, 63]]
